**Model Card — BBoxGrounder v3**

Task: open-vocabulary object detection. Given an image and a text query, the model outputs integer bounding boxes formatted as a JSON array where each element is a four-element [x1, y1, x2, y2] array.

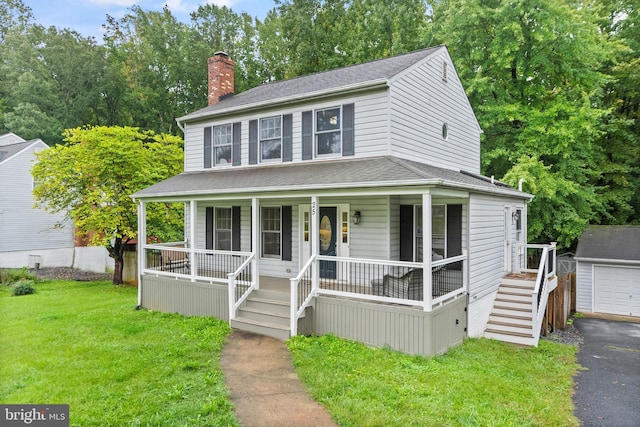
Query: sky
[[24, 0, 276, 41]]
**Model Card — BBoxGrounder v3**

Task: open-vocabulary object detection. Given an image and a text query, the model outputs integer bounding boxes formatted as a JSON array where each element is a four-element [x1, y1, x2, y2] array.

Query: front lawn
[[0, 280, 238, 426], [288, 335, 580, 427], [2, 278, 581, 427]]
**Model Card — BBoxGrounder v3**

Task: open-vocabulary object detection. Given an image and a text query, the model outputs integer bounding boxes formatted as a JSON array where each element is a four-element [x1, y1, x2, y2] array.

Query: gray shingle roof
[[575, 225, 640, 262], [0, 141, 33, 163], [178, 46, 443, 122], [132, 156, 527, 200]]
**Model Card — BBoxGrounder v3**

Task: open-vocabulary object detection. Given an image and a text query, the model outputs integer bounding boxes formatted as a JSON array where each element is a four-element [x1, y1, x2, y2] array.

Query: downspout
[[176, 119, 185, 134]]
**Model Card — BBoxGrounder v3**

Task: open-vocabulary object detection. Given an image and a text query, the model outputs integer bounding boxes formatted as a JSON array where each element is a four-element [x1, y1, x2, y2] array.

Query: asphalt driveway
[[573, 317, 640, 427]]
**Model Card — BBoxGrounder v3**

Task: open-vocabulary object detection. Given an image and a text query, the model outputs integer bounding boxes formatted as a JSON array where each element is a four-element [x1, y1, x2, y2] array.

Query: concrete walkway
[[220, 330, 338, 427]]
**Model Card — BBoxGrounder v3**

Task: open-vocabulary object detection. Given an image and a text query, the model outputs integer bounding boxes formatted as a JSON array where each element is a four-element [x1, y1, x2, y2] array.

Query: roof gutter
[[176, 79, 388, 124], [132, 176, 531, 201], [575, 257, 640, 266]]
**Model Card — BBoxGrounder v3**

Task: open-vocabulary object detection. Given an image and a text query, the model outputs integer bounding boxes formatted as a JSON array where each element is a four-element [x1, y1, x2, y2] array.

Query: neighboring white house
[[0, 133, 75, 268], [132, 47, 557, 355], [575, 225, 639, 317], [0, 133, 114, 273]]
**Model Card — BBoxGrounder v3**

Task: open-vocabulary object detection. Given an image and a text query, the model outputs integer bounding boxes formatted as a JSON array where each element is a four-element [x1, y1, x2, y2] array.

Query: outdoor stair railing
[[228, 253, 256, 322], [518, 243, 558, 346], [290, 255, 316, 336]]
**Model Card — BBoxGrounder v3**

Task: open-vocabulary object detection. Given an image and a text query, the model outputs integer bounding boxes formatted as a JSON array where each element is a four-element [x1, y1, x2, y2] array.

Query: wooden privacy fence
[[541, 272, 576, 334]]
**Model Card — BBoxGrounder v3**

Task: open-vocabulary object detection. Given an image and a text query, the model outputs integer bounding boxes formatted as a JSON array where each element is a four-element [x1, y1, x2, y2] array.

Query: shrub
[[11, 280, 36, 296], [0, 268, 37, 285]]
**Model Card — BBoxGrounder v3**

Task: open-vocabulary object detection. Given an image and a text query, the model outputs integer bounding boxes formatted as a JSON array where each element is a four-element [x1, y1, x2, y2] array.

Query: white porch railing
[[143, 244, 254, 284], [290, 254, 467, 335], [519, 243, 558, 346], [290, 255, 316, 336], [228, 253, 257, 322]]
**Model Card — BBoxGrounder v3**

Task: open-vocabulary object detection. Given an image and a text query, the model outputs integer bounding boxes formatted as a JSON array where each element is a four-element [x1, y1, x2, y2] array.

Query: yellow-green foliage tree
[[32, 126, 184, 284]]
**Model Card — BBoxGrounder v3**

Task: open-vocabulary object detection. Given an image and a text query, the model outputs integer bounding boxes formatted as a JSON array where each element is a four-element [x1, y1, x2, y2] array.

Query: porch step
[[252, 288, 290, 303], [485, 329, 536, 346], [494, 298, 532, 311], [488, 313, 532, 327], [237, 306, 289, 326], [491, 307, 531, 319], [495, 291, 531, 303], [231, 317, 290, 341], [486, 320, 533, 336], [499, 282, 535, 295], [245, 297, 290, 316]]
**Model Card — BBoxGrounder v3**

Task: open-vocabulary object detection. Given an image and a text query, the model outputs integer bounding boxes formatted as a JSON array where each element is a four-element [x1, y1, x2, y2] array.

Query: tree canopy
[[31, 126, 184, 284], [2, 0, 638, 249]]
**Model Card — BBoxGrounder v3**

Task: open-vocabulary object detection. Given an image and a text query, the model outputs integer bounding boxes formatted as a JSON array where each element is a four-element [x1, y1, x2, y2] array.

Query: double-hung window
[[261, 207, 281, 258], [215, 207, 232, 251], [213, 123, 232, 165], [414, 205, 446, 262], [260, 116, 282, 161], [316, 107, 341, 156]]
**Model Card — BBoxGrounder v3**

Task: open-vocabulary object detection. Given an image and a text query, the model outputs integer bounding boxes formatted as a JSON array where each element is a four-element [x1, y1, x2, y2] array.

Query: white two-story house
[[133, 46, 557, 355]]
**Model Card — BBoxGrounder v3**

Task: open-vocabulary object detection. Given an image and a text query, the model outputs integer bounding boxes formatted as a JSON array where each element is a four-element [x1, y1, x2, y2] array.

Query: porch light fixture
[[352, 211, 361, 225]]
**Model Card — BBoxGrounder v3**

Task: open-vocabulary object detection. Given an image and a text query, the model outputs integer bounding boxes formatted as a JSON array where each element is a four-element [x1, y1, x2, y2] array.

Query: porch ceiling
[[133, 155, 530, 200]]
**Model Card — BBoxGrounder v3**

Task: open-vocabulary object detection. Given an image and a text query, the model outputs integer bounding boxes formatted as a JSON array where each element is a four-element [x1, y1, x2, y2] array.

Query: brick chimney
[[208, 52, 234, 106]]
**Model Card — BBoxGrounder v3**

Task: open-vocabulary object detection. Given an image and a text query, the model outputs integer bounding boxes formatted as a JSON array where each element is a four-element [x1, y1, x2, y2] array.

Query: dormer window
[[213, 124, 232, 165], [260, 116, 282, 161], [316, 107, 342, 156]]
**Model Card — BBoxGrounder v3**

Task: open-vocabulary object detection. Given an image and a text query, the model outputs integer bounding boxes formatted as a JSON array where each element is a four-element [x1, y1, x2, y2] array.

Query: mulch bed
[[31, 267, 113, 282]]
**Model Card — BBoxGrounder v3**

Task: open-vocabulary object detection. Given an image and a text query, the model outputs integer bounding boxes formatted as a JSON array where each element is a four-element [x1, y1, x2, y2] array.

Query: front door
[[319, 207, 337, 279]]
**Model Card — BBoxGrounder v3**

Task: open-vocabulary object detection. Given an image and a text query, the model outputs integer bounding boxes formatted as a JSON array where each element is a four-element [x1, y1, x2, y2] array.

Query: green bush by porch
[[288, 335, 580, 427], [0, 280, 238, 426]]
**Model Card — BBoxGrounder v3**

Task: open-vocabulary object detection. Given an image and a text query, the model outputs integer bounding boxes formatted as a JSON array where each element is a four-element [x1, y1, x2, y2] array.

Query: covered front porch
[[135, 189, 469, 355]]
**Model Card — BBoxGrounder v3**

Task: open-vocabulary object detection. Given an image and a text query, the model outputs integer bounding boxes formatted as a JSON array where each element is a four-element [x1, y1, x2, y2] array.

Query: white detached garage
[[575, 226, 640, 317]]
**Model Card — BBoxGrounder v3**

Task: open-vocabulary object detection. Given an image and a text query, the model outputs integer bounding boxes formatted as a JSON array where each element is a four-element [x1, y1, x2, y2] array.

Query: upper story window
[[260, 116, 282, 161], [316, 107, 342, 156], [213, 123, 232, 165]]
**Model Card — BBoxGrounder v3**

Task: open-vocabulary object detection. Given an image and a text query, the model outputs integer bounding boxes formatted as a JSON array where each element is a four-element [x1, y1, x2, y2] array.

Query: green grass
[[288, 335, 580, 427], [0, 280, 239, 427]]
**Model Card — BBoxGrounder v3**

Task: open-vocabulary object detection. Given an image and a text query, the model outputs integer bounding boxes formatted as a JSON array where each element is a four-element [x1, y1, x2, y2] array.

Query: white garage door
[[594, 265, 640, 316]]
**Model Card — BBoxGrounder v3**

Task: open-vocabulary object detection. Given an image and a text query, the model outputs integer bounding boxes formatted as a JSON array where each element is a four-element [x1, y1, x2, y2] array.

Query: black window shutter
[[301, 111, 313, 160], [400, 205, 414, 261], [282, 206, 292, 261], [342, 103, 355, 156], [206, 207, 214, 250], [283, 114, 293, 162], [204, 127, 212, 168], [232, 206, 241, 251], [447, 204, 463, 258], [249, 120, 258, 164], [232, 122, 241, 166]]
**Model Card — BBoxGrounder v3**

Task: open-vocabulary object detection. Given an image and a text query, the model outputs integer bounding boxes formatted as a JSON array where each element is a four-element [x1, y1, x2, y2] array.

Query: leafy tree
[[427, 0, 619, 247], [0, 0, 32, 42], [0, 24, 107, 144], [32, 126, 184, 284], [595, 0, 640, 224]]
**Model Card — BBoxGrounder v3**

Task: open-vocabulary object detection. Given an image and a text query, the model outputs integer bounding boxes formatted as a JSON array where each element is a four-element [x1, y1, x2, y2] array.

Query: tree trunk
[[107, 236, 126, 285], [113, 255, 124, 285]]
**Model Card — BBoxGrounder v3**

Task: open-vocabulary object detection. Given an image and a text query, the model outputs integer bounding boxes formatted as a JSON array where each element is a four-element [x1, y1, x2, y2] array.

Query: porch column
[[136, 200, 146, 307], [422, 192, 433, 312], [311, 195, 319, 292], [189, 200, 196, 282], [252, 197, 259, 288]]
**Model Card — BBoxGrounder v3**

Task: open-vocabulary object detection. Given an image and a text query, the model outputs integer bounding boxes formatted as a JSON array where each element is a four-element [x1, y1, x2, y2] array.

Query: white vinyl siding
[[388, 49, 480, 173], [467, 194, 510, 299], [0, 142, 74, 252], [576, 261, 593, 313], [183, 90, 390, 172]]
